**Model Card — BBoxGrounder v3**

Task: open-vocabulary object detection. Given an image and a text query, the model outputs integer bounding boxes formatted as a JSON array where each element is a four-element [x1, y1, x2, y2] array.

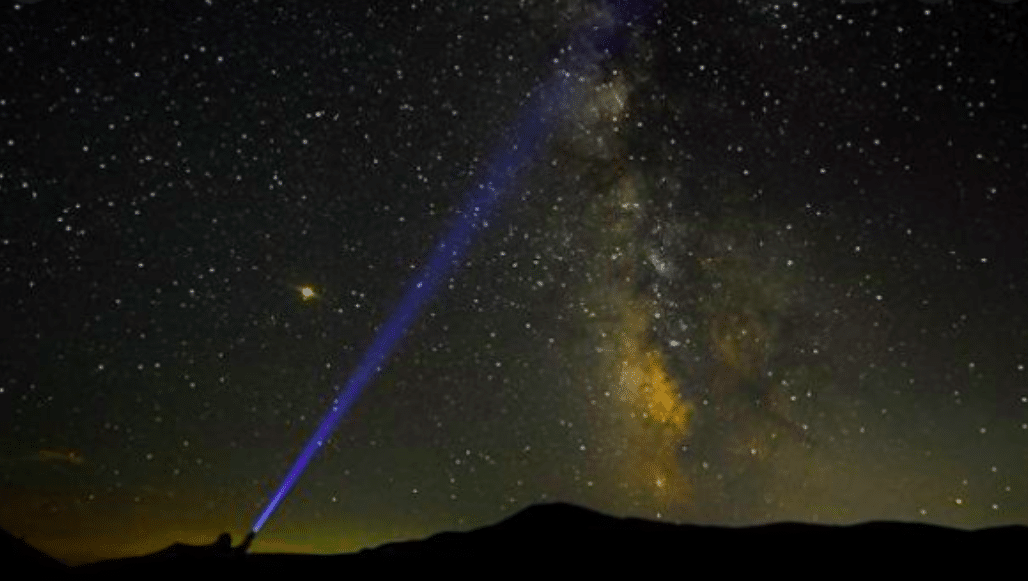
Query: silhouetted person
[[213, 532, 232, 554]]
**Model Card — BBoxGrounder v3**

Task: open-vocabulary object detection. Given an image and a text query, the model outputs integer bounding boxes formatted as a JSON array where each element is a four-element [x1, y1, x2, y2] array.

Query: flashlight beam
[[250, 0, 658, 536]]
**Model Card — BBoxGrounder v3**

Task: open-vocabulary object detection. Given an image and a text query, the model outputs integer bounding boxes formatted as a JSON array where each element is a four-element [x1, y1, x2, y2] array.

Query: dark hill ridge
[[5, 503, 1025, 576], [0, 526, 68, 571]]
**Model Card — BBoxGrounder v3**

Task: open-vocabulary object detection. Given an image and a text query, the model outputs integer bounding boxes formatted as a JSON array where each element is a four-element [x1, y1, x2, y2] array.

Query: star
[[298, 286, 317, 301]]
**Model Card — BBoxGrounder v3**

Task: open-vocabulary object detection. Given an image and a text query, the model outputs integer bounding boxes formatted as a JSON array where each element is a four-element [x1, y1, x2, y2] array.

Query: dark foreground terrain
[[5, 503, 1025, 575]]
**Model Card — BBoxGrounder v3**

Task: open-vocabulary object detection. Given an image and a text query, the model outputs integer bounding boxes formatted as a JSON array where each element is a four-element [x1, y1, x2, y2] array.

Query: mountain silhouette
[[6, 502, 1025, 576], [0, 527, 68, 571]]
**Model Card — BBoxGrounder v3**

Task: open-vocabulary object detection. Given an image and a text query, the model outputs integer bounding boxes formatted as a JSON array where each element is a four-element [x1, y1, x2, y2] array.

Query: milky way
[[1, 0, 1026, 564]]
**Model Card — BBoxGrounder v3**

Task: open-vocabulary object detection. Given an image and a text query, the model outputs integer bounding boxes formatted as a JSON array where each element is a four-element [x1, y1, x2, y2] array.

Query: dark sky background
[[2, 0, 1027, 566]]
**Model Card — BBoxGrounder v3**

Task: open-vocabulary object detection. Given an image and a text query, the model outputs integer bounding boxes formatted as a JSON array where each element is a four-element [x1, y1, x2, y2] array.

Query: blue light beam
[[250, 0, 659, 535]]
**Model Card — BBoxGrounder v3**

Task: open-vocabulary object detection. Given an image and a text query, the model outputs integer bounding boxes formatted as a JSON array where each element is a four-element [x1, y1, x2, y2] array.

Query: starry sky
[[2, 0, 1027, 566]]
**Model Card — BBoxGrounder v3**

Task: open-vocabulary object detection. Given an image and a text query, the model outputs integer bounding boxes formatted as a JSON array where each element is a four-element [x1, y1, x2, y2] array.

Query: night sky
[[2, 0, 1027, 565]]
